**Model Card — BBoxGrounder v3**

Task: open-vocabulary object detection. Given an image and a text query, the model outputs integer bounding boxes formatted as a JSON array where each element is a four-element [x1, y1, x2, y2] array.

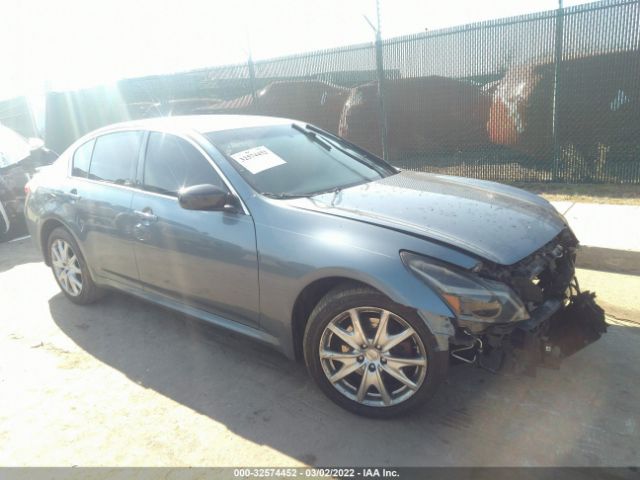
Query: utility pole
[[248, 54, 258, 106], [245, 27, 259, 108], [551, 0, 564, 181], [364, 0, 389, 161]]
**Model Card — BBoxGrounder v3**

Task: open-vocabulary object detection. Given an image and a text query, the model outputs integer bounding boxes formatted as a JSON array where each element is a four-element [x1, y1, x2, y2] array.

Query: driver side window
[[143, 132, 224, 197]]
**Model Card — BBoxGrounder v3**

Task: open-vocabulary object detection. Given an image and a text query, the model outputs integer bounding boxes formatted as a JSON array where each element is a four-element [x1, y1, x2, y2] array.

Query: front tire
[[304, 284, 448, 418], [47, 227, 104, 304]]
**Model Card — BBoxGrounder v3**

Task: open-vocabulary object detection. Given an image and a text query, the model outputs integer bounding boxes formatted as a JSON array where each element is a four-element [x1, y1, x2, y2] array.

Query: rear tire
[[47, 227, 104, 304], [304, 284, 448, 418]]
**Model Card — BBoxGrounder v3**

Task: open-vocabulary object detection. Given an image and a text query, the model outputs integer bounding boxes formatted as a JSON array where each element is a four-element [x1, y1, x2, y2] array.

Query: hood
[[0, 124, 31, 169], [290, 171, 567, 265]]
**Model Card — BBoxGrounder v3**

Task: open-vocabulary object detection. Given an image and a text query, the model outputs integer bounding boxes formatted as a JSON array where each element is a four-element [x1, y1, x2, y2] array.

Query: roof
[[96, 114, 294, 136]]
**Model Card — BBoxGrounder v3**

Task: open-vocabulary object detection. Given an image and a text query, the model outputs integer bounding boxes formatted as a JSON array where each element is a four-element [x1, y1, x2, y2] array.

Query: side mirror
[[178, 184, 239, 212]]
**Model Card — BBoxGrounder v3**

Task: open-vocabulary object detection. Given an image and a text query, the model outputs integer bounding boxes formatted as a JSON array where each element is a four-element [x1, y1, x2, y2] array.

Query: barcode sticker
[[230, 146, 286, 174]]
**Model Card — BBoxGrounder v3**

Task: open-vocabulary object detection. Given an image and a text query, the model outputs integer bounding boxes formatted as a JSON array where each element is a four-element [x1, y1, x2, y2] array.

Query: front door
[[131, 132, 259, 327]]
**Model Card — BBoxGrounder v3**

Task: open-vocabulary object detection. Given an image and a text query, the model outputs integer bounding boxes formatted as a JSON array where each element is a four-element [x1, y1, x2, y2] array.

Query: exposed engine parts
[[480, 229, 580, 312], [450, 228, 606, 375]]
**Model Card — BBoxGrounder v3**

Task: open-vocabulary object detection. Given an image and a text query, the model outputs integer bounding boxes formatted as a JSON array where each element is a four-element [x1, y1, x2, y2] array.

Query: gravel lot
[[1, 237, 639, 467]]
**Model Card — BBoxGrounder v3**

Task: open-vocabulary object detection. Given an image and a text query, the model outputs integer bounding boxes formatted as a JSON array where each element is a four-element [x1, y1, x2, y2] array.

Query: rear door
[[130, 131, 260, 327], [71, 131, 142, 287]]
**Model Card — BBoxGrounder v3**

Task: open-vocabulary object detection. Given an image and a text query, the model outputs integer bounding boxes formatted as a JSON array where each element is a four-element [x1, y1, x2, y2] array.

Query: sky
[[1, 0, 593, 100]]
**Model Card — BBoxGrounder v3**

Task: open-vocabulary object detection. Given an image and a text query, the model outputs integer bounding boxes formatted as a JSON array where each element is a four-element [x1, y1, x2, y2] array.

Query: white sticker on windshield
[[230, 146, 286, 174]]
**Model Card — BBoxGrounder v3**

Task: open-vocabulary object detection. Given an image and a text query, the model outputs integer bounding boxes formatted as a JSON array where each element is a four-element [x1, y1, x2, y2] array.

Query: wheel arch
[[40, 218, 90, 272], [290, 276, 379, 361], [288, 265, 456, 360]]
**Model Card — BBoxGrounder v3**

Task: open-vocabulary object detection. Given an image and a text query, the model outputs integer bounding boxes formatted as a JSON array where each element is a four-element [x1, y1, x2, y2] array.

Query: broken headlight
[[401, 251, 529, 324]]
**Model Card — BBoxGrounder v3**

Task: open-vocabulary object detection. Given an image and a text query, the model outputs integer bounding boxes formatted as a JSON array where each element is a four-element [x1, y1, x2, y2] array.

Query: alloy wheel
[[319, 307, 428, 407], [51, 239, 83, 297]]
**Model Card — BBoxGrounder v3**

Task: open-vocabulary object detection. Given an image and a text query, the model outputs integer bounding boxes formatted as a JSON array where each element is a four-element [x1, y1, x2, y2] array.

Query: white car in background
[[0, 123, 56, 240]]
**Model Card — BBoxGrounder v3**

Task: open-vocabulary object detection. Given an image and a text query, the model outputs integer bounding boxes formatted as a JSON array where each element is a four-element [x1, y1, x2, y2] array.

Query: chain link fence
[[38, 0, 640, 183]]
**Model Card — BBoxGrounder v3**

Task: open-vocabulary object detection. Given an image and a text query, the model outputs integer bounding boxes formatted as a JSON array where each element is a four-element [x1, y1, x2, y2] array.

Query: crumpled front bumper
[[453, 291, 607, 375], [511, 292, 607, 374]]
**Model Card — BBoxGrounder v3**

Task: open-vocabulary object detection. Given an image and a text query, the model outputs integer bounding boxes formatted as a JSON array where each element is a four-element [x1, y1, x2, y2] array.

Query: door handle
[[134, 209, 158, 223], [69, 188, 81, 200]]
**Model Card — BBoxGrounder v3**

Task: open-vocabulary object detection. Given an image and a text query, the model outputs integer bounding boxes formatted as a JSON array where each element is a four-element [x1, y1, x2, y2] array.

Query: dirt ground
[[1, 237, 639, 467]]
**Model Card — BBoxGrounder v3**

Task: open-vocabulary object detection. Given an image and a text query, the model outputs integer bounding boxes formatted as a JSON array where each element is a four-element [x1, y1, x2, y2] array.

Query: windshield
[[206, 124, 396, 198]]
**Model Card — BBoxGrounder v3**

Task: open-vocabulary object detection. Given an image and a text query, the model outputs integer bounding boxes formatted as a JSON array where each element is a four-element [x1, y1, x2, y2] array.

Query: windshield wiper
[[292, 123, 332, 151], [329, 186, 343, 206], [300, 124, 395, 175]]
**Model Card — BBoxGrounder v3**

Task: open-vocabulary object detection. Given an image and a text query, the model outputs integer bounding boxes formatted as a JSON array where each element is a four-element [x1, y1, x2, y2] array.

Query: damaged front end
[[455, 289, 607, 375], [427, 229, 606, 375]]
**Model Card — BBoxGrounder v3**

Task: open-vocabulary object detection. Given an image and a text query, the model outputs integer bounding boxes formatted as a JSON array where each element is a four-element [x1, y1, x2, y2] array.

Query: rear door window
[[143, 132, 224, 196], [71, 139, 95, 178], [89, 131, 142, 185]]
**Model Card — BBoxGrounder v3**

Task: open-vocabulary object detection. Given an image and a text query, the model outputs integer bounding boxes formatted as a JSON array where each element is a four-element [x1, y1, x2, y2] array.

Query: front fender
[[254, 205, 460, 358], [295, 265, 457, 353]]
